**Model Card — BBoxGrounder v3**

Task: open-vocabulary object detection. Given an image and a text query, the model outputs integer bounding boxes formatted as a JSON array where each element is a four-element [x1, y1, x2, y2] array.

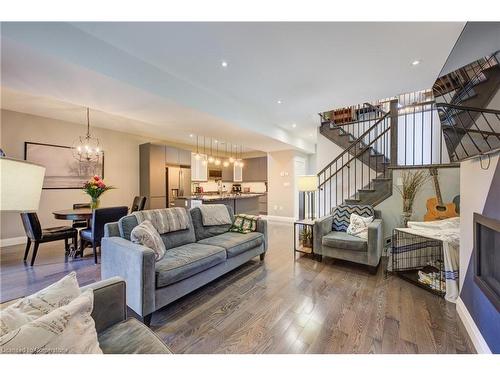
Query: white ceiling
[[1, 22, 465, 153]]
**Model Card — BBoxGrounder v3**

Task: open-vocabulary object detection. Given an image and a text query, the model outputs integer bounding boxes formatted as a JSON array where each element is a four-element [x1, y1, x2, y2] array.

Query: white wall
[[376, 168, 460, 239], [267, 150, 309, 219], [459, 153, 499, 289], [0, 109, 159, 241]]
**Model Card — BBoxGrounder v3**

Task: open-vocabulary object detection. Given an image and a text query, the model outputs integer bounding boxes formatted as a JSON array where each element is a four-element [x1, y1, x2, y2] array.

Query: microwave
[[208, 169, 222, 179]]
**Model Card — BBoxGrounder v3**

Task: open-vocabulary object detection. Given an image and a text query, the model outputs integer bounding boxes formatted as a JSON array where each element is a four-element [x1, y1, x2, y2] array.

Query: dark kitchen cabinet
[[243, 156, 267, 182]]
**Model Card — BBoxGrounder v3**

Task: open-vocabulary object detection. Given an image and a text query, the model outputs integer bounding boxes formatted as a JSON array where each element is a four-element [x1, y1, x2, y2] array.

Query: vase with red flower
[[83, 176, 115, 209]]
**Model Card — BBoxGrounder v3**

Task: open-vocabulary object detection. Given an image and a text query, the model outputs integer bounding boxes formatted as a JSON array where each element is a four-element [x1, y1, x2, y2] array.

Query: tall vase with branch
[[394, 170, 429, 227]]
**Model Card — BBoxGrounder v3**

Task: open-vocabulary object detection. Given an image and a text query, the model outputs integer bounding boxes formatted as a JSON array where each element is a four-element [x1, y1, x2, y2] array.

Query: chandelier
[[72, 108, 102, 163]]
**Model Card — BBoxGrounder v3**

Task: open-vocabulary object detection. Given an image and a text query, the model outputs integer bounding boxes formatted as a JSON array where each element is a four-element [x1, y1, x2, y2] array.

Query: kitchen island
[[174, 193, 265, 215]]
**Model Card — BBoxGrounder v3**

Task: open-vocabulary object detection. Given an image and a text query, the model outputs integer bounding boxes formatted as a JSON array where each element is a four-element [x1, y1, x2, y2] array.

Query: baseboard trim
[[0, 236, 27, 248], [456, 296, 492, 354], [262, 215, 295, 223]]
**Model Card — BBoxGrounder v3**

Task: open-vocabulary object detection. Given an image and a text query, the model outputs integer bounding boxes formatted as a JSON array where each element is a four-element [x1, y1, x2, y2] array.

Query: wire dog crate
[[389, 229, 446, 296]]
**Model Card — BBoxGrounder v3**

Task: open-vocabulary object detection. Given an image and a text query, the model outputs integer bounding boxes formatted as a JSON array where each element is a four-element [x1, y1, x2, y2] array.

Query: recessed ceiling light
[[292, 123, 297, 128], [214, 139, 218, 143], [277, 100, 283, 104], [411, 60, 421, 66], [221, 61, 228, 68], [189, 134, 194, 138]]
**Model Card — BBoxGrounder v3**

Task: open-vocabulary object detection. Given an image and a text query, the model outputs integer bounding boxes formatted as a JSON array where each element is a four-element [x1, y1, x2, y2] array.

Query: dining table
[[52, 208, 93, 258]]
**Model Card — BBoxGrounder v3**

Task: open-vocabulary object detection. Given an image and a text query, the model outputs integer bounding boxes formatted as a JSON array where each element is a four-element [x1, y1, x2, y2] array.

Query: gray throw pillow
[[130, 220, 166, 261]]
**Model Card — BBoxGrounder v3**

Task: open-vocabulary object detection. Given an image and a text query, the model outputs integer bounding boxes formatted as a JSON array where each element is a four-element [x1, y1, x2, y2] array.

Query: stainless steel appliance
[[166, 166, 191, 207], [208, 169, 222, 179]]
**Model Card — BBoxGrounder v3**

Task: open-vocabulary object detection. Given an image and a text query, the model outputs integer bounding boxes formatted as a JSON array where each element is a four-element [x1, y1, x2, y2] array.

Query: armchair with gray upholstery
[[84, 277, 172, 354], [313, 203, 383, 273]]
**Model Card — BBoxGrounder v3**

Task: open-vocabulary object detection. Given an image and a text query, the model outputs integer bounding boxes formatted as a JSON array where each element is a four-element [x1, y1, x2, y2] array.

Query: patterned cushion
[[0, 272, 81, 336], [0, 290, 102, 354], [332, 204, 375, 232], [132, 207, 190, 234], [229, 214, 259, 234], [130, 220, 166, 261]]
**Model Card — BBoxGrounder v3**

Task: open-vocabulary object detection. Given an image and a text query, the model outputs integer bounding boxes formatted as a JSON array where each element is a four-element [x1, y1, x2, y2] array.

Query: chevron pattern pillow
[[331, 204, 375, 232]]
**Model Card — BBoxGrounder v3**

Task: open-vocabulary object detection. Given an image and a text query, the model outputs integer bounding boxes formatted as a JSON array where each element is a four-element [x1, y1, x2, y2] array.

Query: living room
[[1, 1, 499, 374]]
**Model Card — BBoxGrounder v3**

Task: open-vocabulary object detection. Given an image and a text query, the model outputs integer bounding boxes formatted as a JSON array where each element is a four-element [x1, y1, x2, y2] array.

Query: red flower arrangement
[[83, 176, 115, 209]]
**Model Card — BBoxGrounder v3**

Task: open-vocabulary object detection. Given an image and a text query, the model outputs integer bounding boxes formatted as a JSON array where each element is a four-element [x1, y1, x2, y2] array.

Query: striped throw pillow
[[130, 220, 166, 261], [332, 204, 375, 232]]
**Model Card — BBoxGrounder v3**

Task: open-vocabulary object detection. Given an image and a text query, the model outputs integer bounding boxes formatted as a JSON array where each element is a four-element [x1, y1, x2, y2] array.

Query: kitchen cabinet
[[179, 149, 191, 166], [140, 143, 167, 209], [222, 164, 233, 182], [149, 196, 167, 209], [233, 162, 243, 182], [165, 146, 191, 166], [242, 156, 267, 182], [191, 153, 208, 181]]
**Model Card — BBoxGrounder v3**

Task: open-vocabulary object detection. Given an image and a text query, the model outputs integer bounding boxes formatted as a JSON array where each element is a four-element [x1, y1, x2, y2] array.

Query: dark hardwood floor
[[0, 222, 474, 354]]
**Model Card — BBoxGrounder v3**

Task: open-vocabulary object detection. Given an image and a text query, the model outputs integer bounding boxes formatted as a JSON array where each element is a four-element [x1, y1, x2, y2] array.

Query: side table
[[294, 219, 316, 260]]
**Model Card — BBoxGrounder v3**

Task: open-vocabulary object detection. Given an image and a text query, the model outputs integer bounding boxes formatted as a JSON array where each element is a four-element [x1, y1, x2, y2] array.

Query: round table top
[[53, 208, 93, 221]]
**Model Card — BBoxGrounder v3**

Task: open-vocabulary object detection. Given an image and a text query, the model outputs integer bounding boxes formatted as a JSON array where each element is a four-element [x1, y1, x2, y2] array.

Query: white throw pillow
[[0, 272, 80, 336], [346, 213, 374, 240], [130, 220, 166, 261], [0, 289, 102, 354]]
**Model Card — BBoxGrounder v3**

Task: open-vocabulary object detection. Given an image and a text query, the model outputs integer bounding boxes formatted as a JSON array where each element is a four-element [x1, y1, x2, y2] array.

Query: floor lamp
[[0, 154, 46, 213], [297, 175, 317, 220]]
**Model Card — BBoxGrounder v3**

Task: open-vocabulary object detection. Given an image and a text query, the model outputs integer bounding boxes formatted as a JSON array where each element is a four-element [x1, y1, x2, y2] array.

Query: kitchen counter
[[175, 193, 266, 215], [178, 193, 265, 201]]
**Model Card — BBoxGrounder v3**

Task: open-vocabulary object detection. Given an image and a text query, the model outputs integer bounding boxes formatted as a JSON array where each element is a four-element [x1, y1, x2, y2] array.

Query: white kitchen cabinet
[[233, 162, 243, 182], [191, 153, 208, 181]]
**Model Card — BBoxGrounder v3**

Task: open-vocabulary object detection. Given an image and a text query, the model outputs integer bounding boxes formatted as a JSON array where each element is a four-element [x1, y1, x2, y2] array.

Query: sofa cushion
[[197, 231, 264, 258], [155, 243, 226, 288], [322, 231, 368, 252], [98, 318, 172, 354], [119, 212, 196, 249], [190, 206, 235, 241], [331, 204, 375, 232], [130, 220, 166, 261], [132, 207, 190, 234]]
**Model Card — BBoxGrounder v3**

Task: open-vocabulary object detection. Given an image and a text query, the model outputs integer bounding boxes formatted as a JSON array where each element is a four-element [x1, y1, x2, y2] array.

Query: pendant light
[[229, 142, 235, 164], [223, 141, 229, 167], [194, 135, 201, 160], [72, 108, 102, 163], [208, 138, 214, 163], [214, 140, 221, 166], [239, 145, 244, 168], [202, 136, 208, 166]]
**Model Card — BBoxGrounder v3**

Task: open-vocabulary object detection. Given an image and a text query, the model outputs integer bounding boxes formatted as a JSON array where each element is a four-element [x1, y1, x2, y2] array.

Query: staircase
[[317, 52, 500, 217], [318, 102, 396, 217], [433, 52, 500, 161]]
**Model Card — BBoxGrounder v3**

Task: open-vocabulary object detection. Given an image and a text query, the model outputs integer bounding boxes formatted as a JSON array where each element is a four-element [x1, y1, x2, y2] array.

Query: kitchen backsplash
[[194, 181, 267, 193]]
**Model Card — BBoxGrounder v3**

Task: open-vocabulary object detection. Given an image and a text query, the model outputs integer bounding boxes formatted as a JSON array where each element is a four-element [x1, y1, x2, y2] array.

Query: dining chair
[[80, 206, 128, 263], [131, 196, 147, 212], [72, 203, 91, 228], [20, 212, 78, 266]]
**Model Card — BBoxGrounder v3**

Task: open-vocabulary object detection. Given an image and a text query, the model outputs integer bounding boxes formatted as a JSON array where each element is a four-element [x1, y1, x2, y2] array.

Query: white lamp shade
[[0, 158, 45, 212], [297, 175, 317, 192]]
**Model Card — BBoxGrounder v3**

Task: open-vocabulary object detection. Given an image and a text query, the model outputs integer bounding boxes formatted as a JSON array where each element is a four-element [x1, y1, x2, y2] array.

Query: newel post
[[389, 99, 399, 167]]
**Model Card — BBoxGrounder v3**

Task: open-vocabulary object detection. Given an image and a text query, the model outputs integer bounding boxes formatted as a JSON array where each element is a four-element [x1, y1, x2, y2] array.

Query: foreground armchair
[[84, 277, 172, 354], [313, 203, 383, 273]]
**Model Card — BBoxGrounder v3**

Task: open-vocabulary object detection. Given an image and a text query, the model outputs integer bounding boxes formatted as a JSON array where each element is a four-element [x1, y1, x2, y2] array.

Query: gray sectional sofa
[[101, 206, 267, 325]]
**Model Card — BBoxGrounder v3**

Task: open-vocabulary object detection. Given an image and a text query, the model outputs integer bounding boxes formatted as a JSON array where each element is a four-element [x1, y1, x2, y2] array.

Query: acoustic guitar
[[424, 168, 458, 221]]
